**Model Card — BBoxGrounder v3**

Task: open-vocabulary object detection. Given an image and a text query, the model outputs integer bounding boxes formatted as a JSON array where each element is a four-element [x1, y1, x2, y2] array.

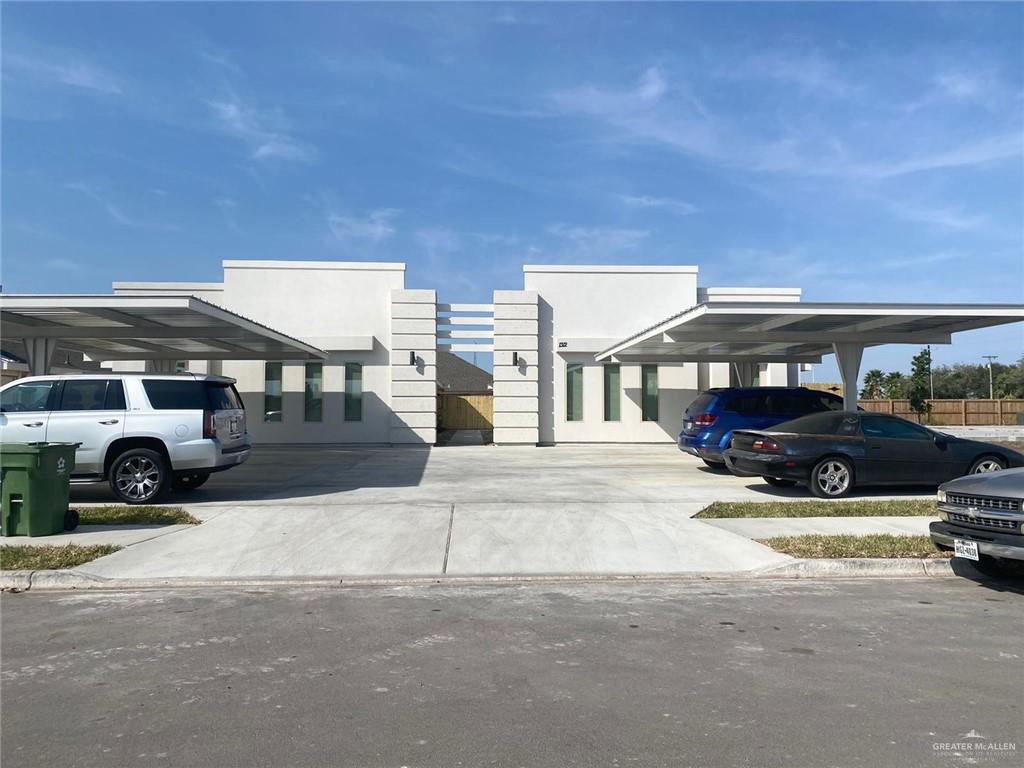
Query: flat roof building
[[2, 259, 1020, 445]]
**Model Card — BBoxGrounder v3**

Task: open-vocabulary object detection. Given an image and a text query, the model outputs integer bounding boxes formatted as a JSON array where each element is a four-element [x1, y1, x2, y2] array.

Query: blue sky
[[3, 2, 1022, 381]]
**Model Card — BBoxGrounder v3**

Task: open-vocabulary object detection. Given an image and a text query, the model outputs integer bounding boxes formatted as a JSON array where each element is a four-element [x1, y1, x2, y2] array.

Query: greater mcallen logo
[[56, 457, 66, 474], [933, 729, 1017, 760]]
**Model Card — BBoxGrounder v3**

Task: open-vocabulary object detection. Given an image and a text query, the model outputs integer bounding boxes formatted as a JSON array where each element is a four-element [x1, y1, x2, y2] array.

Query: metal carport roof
[[0, 294, 327, 375], [595, 302, 1024, 408]]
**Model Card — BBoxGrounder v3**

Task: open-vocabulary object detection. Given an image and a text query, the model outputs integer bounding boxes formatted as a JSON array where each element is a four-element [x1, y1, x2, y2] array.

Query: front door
[[859, 414, 950, 484], [45, 379, 127, 476], [0, 379, 57, 444]]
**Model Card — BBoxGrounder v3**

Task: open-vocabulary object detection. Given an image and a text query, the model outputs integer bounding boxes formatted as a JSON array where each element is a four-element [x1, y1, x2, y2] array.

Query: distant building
[[103, 260, 799, 446]]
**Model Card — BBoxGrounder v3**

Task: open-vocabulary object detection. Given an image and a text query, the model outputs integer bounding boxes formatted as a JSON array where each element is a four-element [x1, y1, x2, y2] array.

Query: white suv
[[0, 373, 252, 503]]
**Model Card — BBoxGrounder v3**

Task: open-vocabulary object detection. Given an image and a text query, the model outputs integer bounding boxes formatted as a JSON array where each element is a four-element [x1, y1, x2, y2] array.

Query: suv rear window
[[207, 383, 243, 410], [726, 394, 767, 415], [143, 380, 243, 410], [687, 392, 718, 413]]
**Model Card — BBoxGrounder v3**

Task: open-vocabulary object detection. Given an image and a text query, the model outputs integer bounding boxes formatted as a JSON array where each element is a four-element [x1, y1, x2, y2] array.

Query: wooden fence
[[860, 399, 1024, 426], [438, 394, 494, 430]]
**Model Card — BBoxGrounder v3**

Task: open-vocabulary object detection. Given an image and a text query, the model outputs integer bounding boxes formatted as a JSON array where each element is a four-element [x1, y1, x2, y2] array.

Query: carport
[[0, 294, 326, 373], [596, 302, 1024, 409]]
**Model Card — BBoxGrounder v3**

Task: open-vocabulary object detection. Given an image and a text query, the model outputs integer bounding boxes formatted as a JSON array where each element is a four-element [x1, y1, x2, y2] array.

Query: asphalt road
[[2, 577, 1022, 768]]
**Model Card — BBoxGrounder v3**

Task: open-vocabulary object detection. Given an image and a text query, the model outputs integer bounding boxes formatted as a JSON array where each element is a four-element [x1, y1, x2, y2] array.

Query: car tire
[[810, 457, 854, 499], [763, 476, 797, 488], [109, 448, 169, 505], [968, 455, 1006, 474], [702, 458, 727, 471], [172, 473, 211, 492]]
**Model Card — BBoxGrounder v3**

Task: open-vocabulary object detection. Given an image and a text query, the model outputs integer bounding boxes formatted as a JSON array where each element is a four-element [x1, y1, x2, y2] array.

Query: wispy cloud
[[326, 208, 400, 243], [620, 194, 698, 216], [889, 202, 988, 231], [6, 51, 122, 95], [45, 258, 83, 272], [548, 65, 1022, 180], [549, 66, 722, 159], [64, 182, 178, 230], [213, 197, 240, 230], [199, 49, 245, 77], [416, 227, 461, 256], [722, 49, 856, 98], [207, 97, 316, 163], [547, 223, 650, 256]]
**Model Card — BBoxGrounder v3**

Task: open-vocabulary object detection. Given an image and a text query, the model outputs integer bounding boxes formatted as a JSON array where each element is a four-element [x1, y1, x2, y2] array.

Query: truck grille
[[946, 493, 1021, 513], [948, 512, 1021, 533]]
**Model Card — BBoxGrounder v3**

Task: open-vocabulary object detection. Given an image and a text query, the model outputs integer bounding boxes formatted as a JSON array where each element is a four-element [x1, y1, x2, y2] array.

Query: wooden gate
[[438, 394, 494, 429]]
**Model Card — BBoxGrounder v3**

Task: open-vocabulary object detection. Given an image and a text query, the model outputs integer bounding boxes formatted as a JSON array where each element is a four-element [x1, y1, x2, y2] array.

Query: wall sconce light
[[409, 351, 417, 365], [512, 352, 519, 366]]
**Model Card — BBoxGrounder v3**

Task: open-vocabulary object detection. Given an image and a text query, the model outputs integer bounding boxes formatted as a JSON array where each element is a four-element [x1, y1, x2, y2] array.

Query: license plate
[[954, 539, 979, 561], [230, 417, 241, 436], [683, 420, 693, 430]]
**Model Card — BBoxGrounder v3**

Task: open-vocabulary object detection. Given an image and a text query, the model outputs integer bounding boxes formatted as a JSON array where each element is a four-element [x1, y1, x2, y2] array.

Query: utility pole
[[982, 355, 998, 400], [927, 345, 934, 399]]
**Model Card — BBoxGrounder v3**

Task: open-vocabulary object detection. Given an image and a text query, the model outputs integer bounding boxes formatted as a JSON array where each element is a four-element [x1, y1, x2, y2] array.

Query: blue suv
[[678, 387, 845, 468]]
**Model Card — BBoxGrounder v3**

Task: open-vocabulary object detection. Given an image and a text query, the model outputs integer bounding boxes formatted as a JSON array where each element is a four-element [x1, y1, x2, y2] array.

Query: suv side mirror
[[933, 434, 948, 448]]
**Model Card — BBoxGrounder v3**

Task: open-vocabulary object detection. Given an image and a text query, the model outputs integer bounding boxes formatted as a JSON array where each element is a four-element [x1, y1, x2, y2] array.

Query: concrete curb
[[0, 558, 958, 592]]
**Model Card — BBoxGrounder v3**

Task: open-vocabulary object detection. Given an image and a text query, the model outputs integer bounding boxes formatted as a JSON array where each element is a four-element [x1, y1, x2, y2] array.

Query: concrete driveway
[[67, 444, 932, 580]]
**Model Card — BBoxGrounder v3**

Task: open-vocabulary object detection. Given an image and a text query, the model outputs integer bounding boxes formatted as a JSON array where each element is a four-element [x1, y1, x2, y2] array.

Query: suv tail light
[[752, 438, 782, 452], [203, 409, 217, 439], [693, 413, 718, 427]]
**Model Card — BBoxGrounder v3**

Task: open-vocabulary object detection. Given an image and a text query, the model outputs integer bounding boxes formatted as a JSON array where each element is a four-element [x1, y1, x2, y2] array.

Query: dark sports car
[[723, 411, 1024, 498]]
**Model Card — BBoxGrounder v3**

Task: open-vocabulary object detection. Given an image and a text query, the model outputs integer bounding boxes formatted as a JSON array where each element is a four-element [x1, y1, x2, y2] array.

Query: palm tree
[[883, 371, 909, 399], [860, 369, 885, 400]]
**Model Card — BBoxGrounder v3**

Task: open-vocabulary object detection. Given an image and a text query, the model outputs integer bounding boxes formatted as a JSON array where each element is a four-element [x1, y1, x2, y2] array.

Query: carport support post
[[832, 342, 864, 411], [22, 337, 59, 376]]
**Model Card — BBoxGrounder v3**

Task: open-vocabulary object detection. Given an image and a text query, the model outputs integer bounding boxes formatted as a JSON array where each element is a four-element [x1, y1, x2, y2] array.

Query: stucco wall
[[524, 265, 701, 444], [220, 262, 404, 444]]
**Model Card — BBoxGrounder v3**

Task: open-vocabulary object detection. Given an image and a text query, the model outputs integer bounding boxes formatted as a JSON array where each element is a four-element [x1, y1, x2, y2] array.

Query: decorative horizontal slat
[[437, 303, 494, 313], [440, 343, 495, 352], [437, 316, 495, 326], [437, 329, 495, 339]]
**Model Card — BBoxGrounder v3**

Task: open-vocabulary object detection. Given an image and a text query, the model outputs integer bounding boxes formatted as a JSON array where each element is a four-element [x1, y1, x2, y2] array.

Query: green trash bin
[[0, 442, 80, 537]]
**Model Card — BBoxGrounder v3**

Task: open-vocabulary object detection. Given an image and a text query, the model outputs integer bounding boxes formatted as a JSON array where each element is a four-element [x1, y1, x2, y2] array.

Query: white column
[[492, 290, 539, 445], [832, 342, 864, 410], [390, 289, 437, 444], [22, 337, 59, 376]]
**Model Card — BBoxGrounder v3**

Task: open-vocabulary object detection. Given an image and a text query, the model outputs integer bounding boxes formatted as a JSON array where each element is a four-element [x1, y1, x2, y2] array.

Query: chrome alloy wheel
[[115, 456, 161, 501], [815, 460, 850, 497], [972, 458, 1003, 474]]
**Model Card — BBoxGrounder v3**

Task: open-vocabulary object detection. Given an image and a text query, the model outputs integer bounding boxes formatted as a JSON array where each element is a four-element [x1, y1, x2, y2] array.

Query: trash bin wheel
[[64, 508, 80, 531]]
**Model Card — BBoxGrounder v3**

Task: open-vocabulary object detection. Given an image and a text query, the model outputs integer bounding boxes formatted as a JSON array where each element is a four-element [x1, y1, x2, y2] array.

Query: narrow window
[[264, 362, 283, 422], [641, 364, 659, 422], [304, 362, 323, 422], [603, 364, 620, 421], [344, 363, 363, 422], [566, 363, 584, 421]]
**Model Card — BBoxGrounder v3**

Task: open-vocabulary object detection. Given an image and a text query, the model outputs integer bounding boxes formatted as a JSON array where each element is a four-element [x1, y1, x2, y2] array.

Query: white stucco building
[[104, 259, 799, 446]]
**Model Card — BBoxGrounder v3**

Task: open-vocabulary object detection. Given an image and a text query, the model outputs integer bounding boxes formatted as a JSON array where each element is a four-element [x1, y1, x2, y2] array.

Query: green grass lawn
[[76, 506, 200, 526], [696, 499, 936, 519], [1, 544, 122, 570], [759, 534, 950, 559]]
